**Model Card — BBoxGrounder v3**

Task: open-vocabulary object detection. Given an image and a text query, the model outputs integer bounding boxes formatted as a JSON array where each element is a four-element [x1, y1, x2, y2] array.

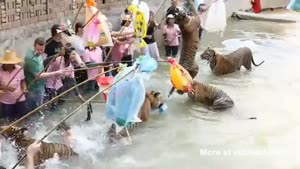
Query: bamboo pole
[[11, 68, 135, 169], [0, 66, 119, 135], [15, 1, 89, 102], [14, 54, 61, 102], [72, 2, 84, 29], [4, 1, 86, 92], [60, 98, 105, 104]]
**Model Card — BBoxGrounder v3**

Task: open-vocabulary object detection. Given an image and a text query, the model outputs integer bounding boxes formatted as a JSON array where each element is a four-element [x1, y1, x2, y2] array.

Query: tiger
[[107, 90, 164, 142], [175, 0, 200, 79], [200, 47, 265, 76], [0, 125, 78, 167], [188, 80, 234, 110]]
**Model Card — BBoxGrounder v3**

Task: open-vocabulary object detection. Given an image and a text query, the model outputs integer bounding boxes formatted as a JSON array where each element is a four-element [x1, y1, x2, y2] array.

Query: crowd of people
[[0, 11, 146, 121], [0, 0, 209, 168], [0, 0, 209, 122]]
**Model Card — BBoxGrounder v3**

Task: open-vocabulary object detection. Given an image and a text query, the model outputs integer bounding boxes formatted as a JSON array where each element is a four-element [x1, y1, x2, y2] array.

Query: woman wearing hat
[[163, 14, 181, 58], [0, 50, 27, 121]]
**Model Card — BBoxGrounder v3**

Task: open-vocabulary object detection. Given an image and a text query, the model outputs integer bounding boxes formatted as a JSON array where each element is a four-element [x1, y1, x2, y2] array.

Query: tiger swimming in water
[[175, 0, 200, 79], [188, 80, 234, 110], [0, 125, 78, 167], [107, 90, 164, 142], [200, 47, 265, 76]]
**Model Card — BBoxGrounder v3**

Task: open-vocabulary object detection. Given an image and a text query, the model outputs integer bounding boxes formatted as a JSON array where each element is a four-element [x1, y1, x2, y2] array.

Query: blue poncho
[[105, 66, 146, 131], [287, 0, 300, 11], [105, 55, 158, 133], [136, 53, 158, 73]]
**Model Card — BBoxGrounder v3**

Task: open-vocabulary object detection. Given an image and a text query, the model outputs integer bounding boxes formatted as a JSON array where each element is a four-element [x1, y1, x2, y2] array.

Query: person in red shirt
[[251, 0, 261, 14]]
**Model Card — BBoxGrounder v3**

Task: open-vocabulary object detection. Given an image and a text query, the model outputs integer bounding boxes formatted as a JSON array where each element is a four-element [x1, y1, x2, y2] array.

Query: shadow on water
[[2, 20, 300, 169]]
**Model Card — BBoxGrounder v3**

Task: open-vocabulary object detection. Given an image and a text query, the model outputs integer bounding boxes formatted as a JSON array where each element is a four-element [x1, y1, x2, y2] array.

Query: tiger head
[[0, 125, 29, 141], [200, 47, 216, 62], [146, 90, 164, 110], [174, 10, 189, 25]]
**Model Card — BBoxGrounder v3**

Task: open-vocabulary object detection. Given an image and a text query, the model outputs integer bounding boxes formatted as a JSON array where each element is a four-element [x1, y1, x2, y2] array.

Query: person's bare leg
[[63, 129, 74, 148]]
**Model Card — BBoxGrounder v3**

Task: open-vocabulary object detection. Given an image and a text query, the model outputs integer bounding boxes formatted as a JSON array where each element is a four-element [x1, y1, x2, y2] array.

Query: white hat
[[167, 14, 175, 19]]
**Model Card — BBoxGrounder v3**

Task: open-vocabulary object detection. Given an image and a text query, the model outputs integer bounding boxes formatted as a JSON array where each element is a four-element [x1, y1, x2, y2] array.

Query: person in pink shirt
[[0, 50, 27, 121], [110, 15, 134, 64], [163, 14, 181, 58], [45, 46, 82, 110], [120, 14, 135, 67], [110, 15, 135, 76], [82, 44, 103, 91], [45, 55, 67, 110], [110, 38, 125, 63]]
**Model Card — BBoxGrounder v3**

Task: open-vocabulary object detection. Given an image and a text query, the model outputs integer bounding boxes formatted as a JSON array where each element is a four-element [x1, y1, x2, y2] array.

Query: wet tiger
[[0, 125, 78, 166], [200, 47, 265, 76], [107, 90, 164, 142], [175, 0, 200, 79], [188, 80, 234, 110]]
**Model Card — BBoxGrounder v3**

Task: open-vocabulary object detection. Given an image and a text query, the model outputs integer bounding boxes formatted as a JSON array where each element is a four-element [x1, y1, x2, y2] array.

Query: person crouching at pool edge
[[0, 50, 27, 122]]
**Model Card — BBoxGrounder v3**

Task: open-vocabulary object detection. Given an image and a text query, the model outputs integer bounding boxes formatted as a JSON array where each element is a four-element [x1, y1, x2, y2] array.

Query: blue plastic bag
[[194, 0, 205, 11], [113, 63, 137, 83], [105, 73, 145, 128], [287, 0, 300, 11], [136, 53, 158, 73]]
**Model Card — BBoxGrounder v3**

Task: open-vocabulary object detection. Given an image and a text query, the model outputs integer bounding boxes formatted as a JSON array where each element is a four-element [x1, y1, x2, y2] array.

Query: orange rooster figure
[[87, 0, 96, 8]]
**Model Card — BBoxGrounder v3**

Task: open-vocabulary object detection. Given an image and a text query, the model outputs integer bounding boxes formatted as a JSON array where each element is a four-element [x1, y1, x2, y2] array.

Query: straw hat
[[0, 50, 23, 64]]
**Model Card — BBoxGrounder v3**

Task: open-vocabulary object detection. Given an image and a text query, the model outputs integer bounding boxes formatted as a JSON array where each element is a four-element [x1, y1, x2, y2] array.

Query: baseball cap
[[51, 24, 63, 37], [167, 14, 175, 19]]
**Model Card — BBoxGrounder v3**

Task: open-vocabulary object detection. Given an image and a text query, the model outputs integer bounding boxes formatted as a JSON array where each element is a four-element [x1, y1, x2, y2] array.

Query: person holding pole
[[0, 50, 27, 121], [24, 37, 67, 113]]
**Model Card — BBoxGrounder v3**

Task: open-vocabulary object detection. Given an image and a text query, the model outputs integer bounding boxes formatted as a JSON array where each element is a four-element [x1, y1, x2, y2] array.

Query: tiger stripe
[[188, 81, 234, 110], [0, 126, 78, 166], [176, 0, 200, 79], [201, 47, 264, 76]]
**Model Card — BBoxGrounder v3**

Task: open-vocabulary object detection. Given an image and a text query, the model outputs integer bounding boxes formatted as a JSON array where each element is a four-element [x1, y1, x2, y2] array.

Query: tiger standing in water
[[167, 0, 201, 97], [200, 47, 264, 76], [175, 0, 200, 79]]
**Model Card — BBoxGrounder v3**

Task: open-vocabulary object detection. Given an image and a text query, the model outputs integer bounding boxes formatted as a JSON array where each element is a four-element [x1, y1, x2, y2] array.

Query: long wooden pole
[[4, 0, 85, 93], [10, 68, 135, 169], [72, 2, 84, 29], [0, 66, 119, 135], [104, 0, 171, 62]]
